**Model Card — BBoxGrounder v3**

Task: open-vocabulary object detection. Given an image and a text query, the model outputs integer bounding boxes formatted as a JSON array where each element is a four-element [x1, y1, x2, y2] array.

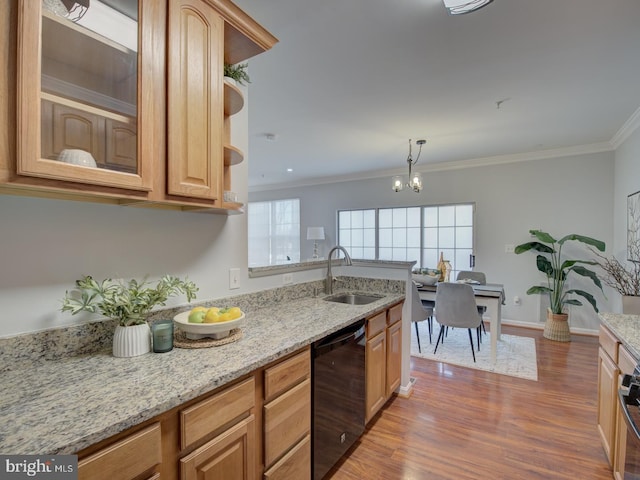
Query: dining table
[[417, 282, 506, 363]]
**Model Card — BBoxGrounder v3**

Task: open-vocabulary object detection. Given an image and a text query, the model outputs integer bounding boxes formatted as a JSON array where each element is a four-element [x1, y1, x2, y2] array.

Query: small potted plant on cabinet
[[61, 275, 198, 357], [515, 229, 605, 342], [592, 238, 640, 314], [223, 62, 251, 86]]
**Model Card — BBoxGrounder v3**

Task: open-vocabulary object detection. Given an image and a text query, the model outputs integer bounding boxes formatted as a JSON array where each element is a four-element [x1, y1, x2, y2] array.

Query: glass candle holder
[[152, 319, 174, 353]]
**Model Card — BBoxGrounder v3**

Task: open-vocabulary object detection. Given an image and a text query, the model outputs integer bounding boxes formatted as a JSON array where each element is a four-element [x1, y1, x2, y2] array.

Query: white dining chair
[[433, 282, 483, 362]]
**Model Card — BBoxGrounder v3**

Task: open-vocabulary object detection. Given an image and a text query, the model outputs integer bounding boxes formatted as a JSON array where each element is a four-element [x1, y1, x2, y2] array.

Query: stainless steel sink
[[324, 293, 383, 305]]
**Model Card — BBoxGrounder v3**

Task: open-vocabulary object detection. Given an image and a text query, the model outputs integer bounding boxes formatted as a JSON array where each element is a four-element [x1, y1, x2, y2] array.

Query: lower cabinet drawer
[[181, 376, 255, 450], [264, 349, 310, 402], [264, 378, 311, 468], [78, 423, 162, 480], [263, 434, 310, 480]]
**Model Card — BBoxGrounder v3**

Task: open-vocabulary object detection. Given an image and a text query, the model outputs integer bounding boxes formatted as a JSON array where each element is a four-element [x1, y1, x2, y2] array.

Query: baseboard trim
[[500, 318, 598, 336], [397, 376, 416, 398]]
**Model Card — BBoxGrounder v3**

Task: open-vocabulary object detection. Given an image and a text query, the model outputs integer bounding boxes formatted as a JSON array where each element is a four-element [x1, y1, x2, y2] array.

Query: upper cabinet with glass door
[[16, 0, 153, 193]]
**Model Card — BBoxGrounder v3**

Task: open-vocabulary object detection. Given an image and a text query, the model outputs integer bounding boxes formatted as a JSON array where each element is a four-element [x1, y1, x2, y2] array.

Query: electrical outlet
[[229, 268, 240, 290], [514, 296, 521, 306], [283, 273, 293, 285], [505, 244, 515, 254]]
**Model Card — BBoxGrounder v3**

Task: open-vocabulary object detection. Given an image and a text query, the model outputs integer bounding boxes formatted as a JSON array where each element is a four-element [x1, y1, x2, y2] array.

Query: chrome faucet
[[325, 246, 353, 294]]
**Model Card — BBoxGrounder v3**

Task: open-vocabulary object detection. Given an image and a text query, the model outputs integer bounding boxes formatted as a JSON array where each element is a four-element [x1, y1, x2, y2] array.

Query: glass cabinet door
[[17, 0, 152, 191]]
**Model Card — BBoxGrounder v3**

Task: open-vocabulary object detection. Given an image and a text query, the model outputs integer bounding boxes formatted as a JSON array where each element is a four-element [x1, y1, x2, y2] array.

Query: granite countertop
[[599, 312, 640, 359], [0, 290, 404, 455]]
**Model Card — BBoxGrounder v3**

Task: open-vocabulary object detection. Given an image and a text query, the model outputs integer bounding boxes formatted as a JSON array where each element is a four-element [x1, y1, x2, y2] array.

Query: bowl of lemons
[[174, 306, 245, 340]]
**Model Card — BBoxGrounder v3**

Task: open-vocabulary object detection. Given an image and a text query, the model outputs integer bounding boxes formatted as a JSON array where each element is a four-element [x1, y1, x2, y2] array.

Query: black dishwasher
[[312, 319, 366, 480]]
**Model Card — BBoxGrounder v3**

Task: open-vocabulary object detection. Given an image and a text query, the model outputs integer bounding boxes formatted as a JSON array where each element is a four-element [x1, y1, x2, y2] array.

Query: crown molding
[[250, 141, 615, 192], [611, 105, 640, 149]]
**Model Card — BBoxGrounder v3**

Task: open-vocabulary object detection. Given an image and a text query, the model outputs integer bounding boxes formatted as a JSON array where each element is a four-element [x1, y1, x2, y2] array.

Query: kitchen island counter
[[600, 312, 640, 359], [0, 282, 404, 455]]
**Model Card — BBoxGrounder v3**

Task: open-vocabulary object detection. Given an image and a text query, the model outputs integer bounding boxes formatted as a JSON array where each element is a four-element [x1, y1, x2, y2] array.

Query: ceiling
[[232, 0, 640, 190]]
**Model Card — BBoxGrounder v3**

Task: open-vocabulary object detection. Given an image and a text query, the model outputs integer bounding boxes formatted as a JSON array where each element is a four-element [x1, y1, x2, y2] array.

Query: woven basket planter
[[543, 310, 571, 342]]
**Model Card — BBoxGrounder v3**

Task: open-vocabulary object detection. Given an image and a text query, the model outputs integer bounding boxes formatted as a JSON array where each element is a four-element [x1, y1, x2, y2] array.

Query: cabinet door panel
[[597, 346, 619, 464], [386, 319, 402, 397], [17, 0, 152, 191], [180, 415, 255, 480], [167, 0, 223, 200], [264, 379, 311, 468], [366, 331, 386, 423], [105, 118, 137, 172]]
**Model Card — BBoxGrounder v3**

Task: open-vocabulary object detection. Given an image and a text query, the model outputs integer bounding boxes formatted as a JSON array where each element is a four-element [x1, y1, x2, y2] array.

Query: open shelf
[[224, 79, 244, 115], [224, 144, 244, 166]]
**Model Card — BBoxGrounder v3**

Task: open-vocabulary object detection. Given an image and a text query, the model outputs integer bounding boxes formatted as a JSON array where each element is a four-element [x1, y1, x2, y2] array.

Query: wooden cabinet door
[[105, 118, 137, 172], [167, 0, 223, 201], [16, 0, 153, 191], [613, 403, 627, 480], [386, 319, 402, 398], [41, 100, 105, 165], [263, 434, 310, 480], [180, 414, 256, 480], [597, 346, 619, 465], [365, 330, 386, 423]]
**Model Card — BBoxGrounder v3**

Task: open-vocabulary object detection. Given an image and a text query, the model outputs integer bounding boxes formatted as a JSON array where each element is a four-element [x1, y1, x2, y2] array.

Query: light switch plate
[[229, 268, 240, 289]]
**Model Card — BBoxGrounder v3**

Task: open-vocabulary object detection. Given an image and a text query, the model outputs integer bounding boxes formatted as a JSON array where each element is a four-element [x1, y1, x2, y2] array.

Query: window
[[248, 199, 300, 267], [338, 209, 376, 259], [338, 204, 475, 279]]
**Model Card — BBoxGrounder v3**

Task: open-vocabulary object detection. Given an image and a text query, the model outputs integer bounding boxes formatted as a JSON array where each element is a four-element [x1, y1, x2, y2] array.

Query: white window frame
[[337, 203, 475, 277], [248, 198, 301, 267]]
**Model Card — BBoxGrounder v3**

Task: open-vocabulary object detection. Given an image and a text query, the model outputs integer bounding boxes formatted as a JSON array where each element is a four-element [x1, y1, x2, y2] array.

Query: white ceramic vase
[[112, 323, 152, 358], [622, 295, 640, 315]]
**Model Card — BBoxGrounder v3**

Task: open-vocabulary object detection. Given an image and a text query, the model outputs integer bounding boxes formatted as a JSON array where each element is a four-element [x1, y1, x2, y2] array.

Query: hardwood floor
[[326, 325, 613, 479]]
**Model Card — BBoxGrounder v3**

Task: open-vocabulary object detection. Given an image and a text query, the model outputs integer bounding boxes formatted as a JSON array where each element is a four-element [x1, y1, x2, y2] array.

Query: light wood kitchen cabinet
[[386, 302, 403, 397], [76, 348, 312, 480], [613, 343, 637, 479], [263, 349, 311, 479], [180, 415, 256, 480], [2, 0, 276, 212], [598, 344, 619, 464], [12, 0, 154, 194], [366, 301, 404, 423], [365, 311, 387, 423], [78, 423, 162, 480], [166, 0, 224, 202], [597, 323, 639, 473]]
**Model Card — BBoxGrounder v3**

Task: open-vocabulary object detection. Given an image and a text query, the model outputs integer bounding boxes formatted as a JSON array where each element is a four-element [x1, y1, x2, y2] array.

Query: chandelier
[[392, 139, 426, 193], [442, 0, 493, 15]]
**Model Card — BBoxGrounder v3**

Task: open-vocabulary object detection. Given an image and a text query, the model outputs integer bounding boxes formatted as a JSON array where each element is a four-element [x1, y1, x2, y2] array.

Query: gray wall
[[251, 150, 617, 332]]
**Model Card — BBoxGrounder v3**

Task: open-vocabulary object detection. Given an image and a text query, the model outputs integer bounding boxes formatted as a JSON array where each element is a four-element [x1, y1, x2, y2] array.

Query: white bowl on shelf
[[58, 149, 97, 168], [173, 310, 245, 340]]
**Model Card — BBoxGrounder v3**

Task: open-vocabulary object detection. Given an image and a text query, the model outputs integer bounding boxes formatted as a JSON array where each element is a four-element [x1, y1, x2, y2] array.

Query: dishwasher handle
[[314, 320, 365, 357]]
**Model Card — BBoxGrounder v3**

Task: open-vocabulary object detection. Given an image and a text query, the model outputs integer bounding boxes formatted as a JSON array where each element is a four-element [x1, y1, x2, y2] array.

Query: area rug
[[410, 321, 538, 381]]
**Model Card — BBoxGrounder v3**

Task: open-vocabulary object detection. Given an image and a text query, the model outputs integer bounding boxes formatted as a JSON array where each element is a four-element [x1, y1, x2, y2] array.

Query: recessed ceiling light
[[287, 168, 293, 173]]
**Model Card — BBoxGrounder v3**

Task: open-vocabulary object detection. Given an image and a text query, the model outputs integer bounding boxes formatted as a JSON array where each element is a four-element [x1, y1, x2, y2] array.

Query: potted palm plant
[[592, 238, 640, 314], [515, 230, 605, 342], [61, 275, 198, 357]]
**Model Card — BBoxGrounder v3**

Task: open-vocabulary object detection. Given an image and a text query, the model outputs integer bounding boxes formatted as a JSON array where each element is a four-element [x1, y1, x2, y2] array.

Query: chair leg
[[427, 316, 433, 344], [468, 329, 476, 363], [434, 326, 445, 354], [476, 326, 481, 351], [414, 322, 422, 353]]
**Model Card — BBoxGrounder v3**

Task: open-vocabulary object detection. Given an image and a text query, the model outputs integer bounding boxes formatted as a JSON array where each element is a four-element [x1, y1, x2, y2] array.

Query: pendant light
[[392, 139, 426, 193]]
